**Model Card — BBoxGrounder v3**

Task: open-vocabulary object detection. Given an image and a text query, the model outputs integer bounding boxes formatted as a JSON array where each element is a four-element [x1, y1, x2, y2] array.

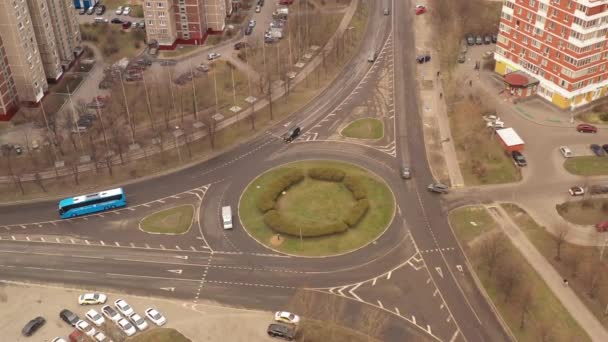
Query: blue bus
[[59, 188, 127, 219]]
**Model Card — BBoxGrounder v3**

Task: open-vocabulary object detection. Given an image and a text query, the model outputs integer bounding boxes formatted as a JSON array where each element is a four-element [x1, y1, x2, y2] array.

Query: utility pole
[[94, 97, 112, 176], [189, 60, 198, 119], [39, 102, 58, 162], [119, 72, 135, 145], [66, 84, 84, 152]]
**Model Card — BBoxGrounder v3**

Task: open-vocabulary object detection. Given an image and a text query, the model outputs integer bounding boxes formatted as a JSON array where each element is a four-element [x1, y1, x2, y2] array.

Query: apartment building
[[46, 0, 83, 68], [0, 35, 19, 121], [144, 0, 178, 47], [27, 0, 64, 81], [495, 0, 608, 109], [0, 0, 48, 104], [204, 0, 229, 32]]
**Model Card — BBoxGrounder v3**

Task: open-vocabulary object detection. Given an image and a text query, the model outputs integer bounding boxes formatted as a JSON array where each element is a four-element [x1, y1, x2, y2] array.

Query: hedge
[[344, 199, 369, 227], [263, 210, 349, 237], [257, 169, 305, 212], [343, 175, 367, 200], [307, 168, 346, 182]]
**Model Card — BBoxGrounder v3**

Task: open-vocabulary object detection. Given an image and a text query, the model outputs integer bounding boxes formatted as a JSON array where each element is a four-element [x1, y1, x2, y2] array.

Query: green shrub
[[600, 112, 608, 122], [257, 169, 305, 212], [344, 199, 369, 227], [308, 167, 346, 182], [263, 210, 348, 237], [343, 175, 367, 199]]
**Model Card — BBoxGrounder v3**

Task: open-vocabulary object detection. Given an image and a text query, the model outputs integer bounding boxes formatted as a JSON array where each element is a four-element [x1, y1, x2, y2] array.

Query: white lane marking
[[372, 277, 377, 286], [160, 287, 175, 292], [100, 241, 105, 246], [395, 307, 401, 316], [387, 271, 392, 280], [85, 240, 90, 245], [377, 300, 384, 309], [168, 269, 183, 274], [450, 329, 459, 342], [115, 242, 120, 247]]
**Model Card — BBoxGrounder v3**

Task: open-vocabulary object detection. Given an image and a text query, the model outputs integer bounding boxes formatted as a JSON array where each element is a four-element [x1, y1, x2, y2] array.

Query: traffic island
[[139, 204, 195, 235], [340, 118, 384, 139], [564, 156, 608, 176], [556, 199, 608, 226], [239, 160, 395, 256]]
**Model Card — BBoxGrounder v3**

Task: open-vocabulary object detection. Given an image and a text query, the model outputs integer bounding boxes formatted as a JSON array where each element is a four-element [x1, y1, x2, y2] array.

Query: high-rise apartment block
[[144, 0, 231, 49], [495, 0, 608, 109], [0, 35, 19, 120], [0, 0, 82, 119]]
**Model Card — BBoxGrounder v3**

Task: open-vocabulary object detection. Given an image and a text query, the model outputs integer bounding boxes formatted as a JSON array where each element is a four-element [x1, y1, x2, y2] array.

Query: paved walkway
[[486, 204, 608, 341]]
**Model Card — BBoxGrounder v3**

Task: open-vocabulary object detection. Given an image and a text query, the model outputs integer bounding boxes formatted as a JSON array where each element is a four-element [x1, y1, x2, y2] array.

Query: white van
[[367, 51, 376, 62], [559, 146, 573, 158], [221, 206, 233, 230]]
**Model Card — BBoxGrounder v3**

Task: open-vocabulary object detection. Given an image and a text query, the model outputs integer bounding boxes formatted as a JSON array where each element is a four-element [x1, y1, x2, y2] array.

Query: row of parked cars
[[79, 4, 105, 15], [22, 293, 168, 340]]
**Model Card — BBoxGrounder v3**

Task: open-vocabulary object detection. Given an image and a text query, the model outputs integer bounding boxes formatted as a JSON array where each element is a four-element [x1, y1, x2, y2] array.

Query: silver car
[[401, 166, 411, 179], [428, 183, 449, 194]]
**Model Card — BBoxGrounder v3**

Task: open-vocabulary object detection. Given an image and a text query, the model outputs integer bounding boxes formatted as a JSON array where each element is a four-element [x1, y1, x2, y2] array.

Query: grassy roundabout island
[[239, 161, 395, 256], [139, 204, 194, 234], [341, 118, 384, 139]]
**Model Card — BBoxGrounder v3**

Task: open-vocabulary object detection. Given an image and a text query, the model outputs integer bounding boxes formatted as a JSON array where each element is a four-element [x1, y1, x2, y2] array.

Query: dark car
[[590, 185, 608, 194], [111, 18, 123, 24], [492, 33, 498, 43], [484, 35, 492, 44], [282, 126, 301, 142], [267, 323, 295, 341], [511, 151, 527, 166], [95, 5, 106, 15], [22, 317, 45, 336], [577, 123, 597, 133], [591, 144, 605, 156], [466, 34, 475, 46], [475, 35, 483, 45], [60, 309, 79, 326], [427, 183, 449, 194], [602, 144, 608, 154], [234, 42, 250, 50], [258, 0, 265, 6], [245, 26, 253, 35], [122, 21, 132, 29], [416, 54, 431, 64]]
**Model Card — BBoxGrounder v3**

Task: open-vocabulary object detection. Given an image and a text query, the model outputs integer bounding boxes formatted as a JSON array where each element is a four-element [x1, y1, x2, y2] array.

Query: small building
[[496, 127, 524, 152], [503, 71, 539, 99]]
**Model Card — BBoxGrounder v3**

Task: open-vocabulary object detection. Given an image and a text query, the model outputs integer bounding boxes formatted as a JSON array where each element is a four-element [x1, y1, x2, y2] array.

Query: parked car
[[255, 5, 261, 12], [245, 26, 253, 35], [207, 52, 221, 60], [75, 320, 96, 337], [78, 293, 107, 305], [559, 146, 573, 158], [101, 305, 121, 322], [466, 34, 475, 46], [512, 151, 527, 166], [267, 323, 295, 340], [114, 299, 134, 316], [95, 5, 105, 15], [602, 144, 608, 154], [196, 63, 209, 72], [596, 220, 608, 232], [457, 53, 466, 63], [590, 185, 608, 194], [85, 309, 105, 327], [492, 33, 498, 43], [129, 313, 148, 331], [427, 183, 449, 194], [401, 165, 411, 179], [591, 144, 605, 156], [117, 318, 137, 337], [234, 42, 250, 50], [93, 332, 107, 342], [416, 53, 431, 64], [248, 20, 256, 28], [22, 317, 45, 336], [115, 6, 123, 15], [274, 311, 300, 325], [487, 120, 504, 129], [475, 35, 483, 45], [484, 34, 492, 44], [577, 123, 597, 133], [122, 21, 132, 29], [144, 308, 166, 326], [59, 309, 79, 326], [86, 7, 95, 15], [415, 5, 427, 15], [568, 186, 585, 196], [122, 6, 131, 15], [79, 8, 86, 15], [111, 18, 123, 24], [51, 338, 67, 342]]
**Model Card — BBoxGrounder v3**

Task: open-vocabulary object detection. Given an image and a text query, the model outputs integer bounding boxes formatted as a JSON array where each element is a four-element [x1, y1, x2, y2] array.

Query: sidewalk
[[487, 204, 608, 341]]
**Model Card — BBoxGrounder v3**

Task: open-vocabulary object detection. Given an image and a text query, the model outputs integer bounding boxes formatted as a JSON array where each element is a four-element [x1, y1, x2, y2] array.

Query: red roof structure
[[503, 71, 539, 88]]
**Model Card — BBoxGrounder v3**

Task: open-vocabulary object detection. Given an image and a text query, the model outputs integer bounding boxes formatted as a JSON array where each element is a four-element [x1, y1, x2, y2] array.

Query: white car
[[75, 320, 96, 337], [115, 6, 123, 15], [114, 299, 134, 316], [93, 332, 107, 342], [123, 6, 131, 15], [248, 20, 256, 27], [560, 146, 573, 158], [255, 5, 261, 12], [85, 309, 105, 327], [207, 52, 221, 60], [101, 305, 121, 322], [274, 311, 300, 325], [145, 308, 166, 326], [117, 318, 137, 336], [569, 186, 585, 196], [51, 338, 67, 342], [129, 313, 149, 331], [78, 293, 107, 305]]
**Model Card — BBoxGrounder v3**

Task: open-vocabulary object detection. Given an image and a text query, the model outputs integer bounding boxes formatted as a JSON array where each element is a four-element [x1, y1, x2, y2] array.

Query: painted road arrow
[[168, 269, 183, 274], [160, 287, 175, 292], [435, 267, 444, 278]]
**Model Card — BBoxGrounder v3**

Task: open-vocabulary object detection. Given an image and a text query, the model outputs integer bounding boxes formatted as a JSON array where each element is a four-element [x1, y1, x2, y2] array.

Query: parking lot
[[3, 282, 274, 341]]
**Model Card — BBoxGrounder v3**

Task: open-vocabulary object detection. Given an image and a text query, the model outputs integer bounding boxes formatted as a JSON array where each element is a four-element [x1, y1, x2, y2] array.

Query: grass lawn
[[448, 206, 497, 245], [564, 156, 608, 176], [80, 23, 145, 63], [239, 160, 394, 256], [139, 205, 194, 234], [556, 199, 608, 225], [129, 328, 190, 342], [159, 45, 200, 58], [277, 178, 355, 226], [450, 206, 591, 341], [502, 203, 608, 329], [341, 118, 383, 139]]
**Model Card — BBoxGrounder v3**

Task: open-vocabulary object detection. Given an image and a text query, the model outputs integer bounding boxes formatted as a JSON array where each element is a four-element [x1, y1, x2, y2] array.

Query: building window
[[529, 0, 535, 6], [517, 7, 523, 15], [157, 2, 163, 8], [547, 35, 552, 43], [541, 59, 548, 67], [146, 2, 151, 7]]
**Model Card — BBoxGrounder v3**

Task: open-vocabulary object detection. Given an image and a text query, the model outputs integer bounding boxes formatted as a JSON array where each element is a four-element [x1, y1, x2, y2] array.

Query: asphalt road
[[0, 1, 511, 341]]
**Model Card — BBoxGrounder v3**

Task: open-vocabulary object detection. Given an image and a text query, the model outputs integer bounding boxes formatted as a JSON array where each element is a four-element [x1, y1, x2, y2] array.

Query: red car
[[415, 5, 427, 15], [122, 21, 132, 30], [576, 123, 597, 133], [596, 220, 608, 232]]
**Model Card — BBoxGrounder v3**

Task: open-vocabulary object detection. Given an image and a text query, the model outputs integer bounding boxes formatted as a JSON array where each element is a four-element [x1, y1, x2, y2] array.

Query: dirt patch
[[270, 234, 284, 246]]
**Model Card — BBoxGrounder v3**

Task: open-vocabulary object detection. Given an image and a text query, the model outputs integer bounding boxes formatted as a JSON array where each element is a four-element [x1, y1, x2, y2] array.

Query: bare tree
[[497, 259, 520, 301], [1, 145, 24, 195], [582, 259, 603, 298], [33, 172, 47, 193], [203, 113, 217, 150], [518, 288, 533, 330], [477, 233, 508, 277], [70, 159, 80, 185], [553, 224, 570, 261]]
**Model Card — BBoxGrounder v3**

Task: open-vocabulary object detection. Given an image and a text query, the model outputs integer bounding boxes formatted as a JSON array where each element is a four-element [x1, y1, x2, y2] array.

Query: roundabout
[[238, 160, 395, 256]]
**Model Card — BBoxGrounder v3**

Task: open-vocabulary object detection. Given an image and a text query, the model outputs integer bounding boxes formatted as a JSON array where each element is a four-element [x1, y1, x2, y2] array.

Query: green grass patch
[[564, 156, 608, 176], [448, 206, 497, 245], [556, 199, 608, 225], [341, 118, 384, 139], [502, 203, 608, 330], [129, 328, 191, 342], [139, 205, 194, 234], [239, 160, 394, 256], [450, 206, 591, 342], [80, 23, 145, 63]]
